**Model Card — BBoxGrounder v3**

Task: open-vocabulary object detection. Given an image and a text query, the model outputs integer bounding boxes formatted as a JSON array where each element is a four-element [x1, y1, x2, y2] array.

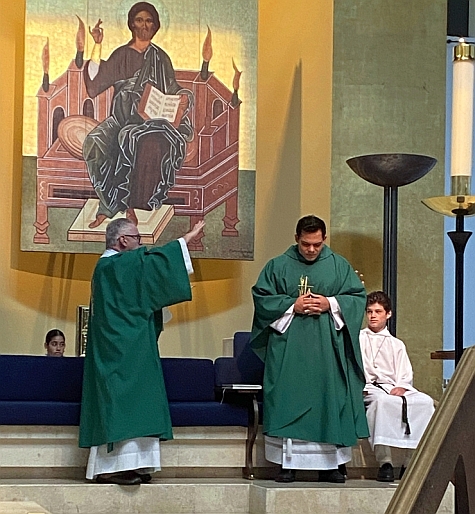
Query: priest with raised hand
[[79, 217, 204, 485], [251, 215, 368, 483]]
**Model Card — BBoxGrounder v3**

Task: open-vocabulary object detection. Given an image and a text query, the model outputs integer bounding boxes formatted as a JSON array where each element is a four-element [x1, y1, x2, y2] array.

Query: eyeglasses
[[120, 233, 142, 243]]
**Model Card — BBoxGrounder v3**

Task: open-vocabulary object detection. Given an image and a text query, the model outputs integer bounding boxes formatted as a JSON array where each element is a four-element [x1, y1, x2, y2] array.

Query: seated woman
[[359, 291, 434, 482], [44, 329, 66, 357]]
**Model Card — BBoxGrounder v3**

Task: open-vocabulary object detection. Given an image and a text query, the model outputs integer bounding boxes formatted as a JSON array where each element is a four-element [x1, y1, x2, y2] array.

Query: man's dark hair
[[295, 215, 326, 238], [128, 2, 160, 36], [366, 291, 392, 313]]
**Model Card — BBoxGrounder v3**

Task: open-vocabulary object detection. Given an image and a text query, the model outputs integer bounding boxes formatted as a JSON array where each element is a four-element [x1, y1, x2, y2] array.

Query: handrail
[[385, 345, 475, 513]]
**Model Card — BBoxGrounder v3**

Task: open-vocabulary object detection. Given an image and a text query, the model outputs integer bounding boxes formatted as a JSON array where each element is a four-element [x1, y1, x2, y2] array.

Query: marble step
[[0, 478, 454, 514], [0, 502, 51, 513]]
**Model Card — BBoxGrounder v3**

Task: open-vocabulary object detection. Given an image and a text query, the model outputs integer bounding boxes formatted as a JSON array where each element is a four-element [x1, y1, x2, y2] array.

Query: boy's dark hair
[[366, 291, 392, 313], [295, 215, 326, 238]]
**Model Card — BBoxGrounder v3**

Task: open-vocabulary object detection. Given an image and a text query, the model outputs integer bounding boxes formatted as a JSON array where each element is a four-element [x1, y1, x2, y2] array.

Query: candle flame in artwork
[[202, 26, 213, 62], [76, 15, 85, 52], [232, 58, 242, 91], [42, 38, 49, 74]]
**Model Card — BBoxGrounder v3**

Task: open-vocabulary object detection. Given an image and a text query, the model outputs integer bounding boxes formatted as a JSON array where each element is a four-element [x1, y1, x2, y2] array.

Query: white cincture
[[286, 438, 293, 459], [367, 333, 389, 368]]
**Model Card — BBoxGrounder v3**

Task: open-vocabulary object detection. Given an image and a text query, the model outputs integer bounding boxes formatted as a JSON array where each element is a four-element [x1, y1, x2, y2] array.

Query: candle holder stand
[[422, 195, 475, 365]]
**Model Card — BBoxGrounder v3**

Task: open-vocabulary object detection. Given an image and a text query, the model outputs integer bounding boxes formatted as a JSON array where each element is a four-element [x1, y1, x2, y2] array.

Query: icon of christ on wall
[[22, 0, 257, 258]]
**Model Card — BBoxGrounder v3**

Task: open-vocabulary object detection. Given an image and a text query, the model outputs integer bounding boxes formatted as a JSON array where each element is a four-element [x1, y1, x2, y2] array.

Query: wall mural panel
[[21, 0, 257, 259]]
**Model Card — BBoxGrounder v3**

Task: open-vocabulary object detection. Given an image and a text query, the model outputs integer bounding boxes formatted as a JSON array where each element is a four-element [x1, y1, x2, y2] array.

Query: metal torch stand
[[447, 212, 472, 366], [384, 186, 398, 335]]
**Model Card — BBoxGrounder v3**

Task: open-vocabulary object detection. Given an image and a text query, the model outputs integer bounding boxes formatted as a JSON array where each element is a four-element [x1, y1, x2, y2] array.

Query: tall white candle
[[451, 40, 475, 178]]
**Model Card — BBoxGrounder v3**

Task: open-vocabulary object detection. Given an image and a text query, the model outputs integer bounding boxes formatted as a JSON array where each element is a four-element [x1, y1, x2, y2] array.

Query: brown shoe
[[95, 470, 141, 485]]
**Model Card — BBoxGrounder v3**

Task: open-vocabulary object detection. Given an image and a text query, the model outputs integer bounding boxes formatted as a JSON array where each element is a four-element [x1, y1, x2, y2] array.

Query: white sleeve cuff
[[178, 238, 194, 275], [328, 296, 345, 330], [270, 304, 295, 334], [270, 299, 344, 334], [162, 306, 173, 324]]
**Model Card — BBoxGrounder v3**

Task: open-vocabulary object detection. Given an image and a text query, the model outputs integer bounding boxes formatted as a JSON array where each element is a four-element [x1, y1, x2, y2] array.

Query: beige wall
[[1, 0, 333, 357], [1, 0, 447, 398], [331, 0, 447, 398]]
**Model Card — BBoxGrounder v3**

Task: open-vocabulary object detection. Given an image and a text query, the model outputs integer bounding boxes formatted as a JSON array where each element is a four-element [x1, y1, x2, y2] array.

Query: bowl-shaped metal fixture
[[346, 153, 437, 188], [422, 195, 475, 217]]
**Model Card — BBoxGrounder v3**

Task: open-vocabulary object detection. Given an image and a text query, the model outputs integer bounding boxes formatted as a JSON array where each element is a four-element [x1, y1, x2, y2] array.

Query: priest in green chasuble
[[251, 215, 368, 483], [79, 217, 204, 485]]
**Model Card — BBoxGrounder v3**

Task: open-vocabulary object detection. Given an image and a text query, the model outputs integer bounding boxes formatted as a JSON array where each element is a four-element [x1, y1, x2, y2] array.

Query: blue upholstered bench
[[0, 355, 84, 425], [162, 357, 250, 427], [0, 333, 264, 478], [0, 355, 253, 427]]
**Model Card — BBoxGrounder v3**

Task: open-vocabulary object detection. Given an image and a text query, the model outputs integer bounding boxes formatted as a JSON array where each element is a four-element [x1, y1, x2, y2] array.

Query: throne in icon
[[34, 56, 241, 251]]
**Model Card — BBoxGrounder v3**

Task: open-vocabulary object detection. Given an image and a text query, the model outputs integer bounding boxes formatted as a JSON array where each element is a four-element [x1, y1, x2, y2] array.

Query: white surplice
[[264, 436, 352, 470], [85, 238, 193, 480], [86, 438, 161, 479], [359, 327, 434, 451]]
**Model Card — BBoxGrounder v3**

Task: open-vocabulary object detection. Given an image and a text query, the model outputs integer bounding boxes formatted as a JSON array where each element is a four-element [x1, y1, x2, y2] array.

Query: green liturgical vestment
[[79, 241, 191, 448], [251, 244, 369, 447]]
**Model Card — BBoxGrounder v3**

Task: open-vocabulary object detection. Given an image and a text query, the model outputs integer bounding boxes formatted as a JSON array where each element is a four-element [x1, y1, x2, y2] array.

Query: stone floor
[[0, 502, 50, 514], [0, 477, 455, 514]]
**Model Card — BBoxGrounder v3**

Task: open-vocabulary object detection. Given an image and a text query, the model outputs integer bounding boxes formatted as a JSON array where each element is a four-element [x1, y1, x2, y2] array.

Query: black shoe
[[399, 465, 406, 480], [275, 468, 296, 483], [318, 469, 346, 483], [338, 463, 347, 478], [377, 463, 394, 482], [138, 473, 152, 483], [95, 470, 142, 485]]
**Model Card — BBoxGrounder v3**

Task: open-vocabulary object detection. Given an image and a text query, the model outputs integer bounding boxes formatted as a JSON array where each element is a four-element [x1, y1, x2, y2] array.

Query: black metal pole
[[383, 187, 390, 294], [383, 186, 398, 335], [447, 213, 472, 366], [448, 213, 471, 514]]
